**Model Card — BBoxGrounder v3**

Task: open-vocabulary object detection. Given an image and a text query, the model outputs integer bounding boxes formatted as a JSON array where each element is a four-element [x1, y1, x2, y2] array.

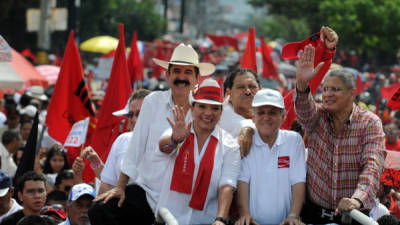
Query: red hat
[[281, 32, 323, 60], [40, 204, 67, 220]]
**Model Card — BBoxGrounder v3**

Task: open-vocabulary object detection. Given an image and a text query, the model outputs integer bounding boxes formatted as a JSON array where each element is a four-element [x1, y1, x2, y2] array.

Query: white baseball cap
[[19, 105, 37, 117], [112, 99, 130, 116], [252, 89, 285, 109], [68, 183, 96, 204]]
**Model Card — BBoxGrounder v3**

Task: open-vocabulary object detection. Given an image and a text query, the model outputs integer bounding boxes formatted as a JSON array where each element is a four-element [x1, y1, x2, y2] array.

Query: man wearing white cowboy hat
[[89, 43, 216, 225]]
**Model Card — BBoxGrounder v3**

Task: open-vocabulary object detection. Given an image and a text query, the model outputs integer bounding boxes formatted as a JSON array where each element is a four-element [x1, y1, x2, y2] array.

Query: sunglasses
[[40, 204, 65, 213]]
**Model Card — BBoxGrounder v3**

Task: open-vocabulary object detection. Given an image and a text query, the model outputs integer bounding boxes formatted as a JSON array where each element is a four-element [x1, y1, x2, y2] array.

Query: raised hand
[[296, 44, 324, 91], [166, 105, 191, 142], [320, 26, 338, 50]]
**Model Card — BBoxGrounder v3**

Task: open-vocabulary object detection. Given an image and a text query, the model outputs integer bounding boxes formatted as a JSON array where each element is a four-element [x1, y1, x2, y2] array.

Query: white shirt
[[369, 198, 389, 221], [101, 132, 133, 186], [0, 143, 17, 178], [238, 129, 306, 225], [0, 198, 22, 222], [156, 126, 241, 225], [121, 90, 192, 212], [0, 112, 6, 126], [219, 105, 254, 138]]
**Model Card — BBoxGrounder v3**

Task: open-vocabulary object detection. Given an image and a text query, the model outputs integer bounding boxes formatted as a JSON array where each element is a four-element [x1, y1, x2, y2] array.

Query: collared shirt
[[0, 143, 17, 177], [101, 132, 132, 186], [238, 129, 306, 224], [156, 126, 240, 225], [294, 90, 385, 209], [120, 90, 192, 212], [219, 105, 254, 138], [0, 199, 22, 223]]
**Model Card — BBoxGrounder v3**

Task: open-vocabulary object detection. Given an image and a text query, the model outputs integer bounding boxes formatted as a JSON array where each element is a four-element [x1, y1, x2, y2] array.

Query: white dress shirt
[[101, 132, 132, 186], [0, 198, 22, 222], [156, 126, 241, 225], [120, 90, 192, 212], [0, 143, 17, 178], [238, 129, 306, 225], [219, 105, 254, 138]]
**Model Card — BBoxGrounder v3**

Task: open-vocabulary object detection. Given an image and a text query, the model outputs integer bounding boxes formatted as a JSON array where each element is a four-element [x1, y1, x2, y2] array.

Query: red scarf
[[170, 133, 218, 210]]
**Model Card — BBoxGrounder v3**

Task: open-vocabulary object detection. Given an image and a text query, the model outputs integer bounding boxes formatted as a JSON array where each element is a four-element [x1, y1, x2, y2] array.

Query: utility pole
[[179, 0, 185, 33], [68, 0, 80, 43], [38, 0, 51, 50], [163, 0, 168, 34]]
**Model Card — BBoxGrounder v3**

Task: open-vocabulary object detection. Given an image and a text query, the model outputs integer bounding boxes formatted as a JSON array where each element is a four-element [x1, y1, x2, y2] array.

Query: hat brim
[[189, 92, 229, 106], [112, 108, 128, 116], [152, 58, 216, 76], [281, 41, 302, 60], [0, 187, 9, 197], [252, 102, 284, 109], [26, 92, 48, 101]]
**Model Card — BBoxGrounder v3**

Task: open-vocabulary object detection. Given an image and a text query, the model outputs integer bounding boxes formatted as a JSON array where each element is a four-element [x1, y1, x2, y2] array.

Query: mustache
[[173, 79, 190, 86], [240, 93, 254, 99]]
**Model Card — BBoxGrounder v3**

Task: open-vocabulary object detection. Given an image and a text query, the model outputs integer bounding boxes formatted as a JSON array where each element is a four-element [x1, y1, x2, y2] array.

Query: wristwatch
[[288, 213, 301, 220], [215, 217, 228, 225]]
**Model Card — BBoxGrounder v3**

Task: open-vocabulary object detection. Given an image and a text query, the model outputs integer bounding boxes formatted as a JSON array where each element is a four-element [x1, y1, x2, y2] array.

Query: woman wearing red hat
[[158, 78, 240, 225]]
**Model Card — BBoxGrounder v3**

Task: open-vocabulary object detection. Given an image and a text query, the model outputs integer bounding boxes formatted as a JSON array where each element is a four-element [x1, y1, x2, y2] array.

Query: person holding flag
[[89, 43, 216, 225], [156, 78, 240, 225]]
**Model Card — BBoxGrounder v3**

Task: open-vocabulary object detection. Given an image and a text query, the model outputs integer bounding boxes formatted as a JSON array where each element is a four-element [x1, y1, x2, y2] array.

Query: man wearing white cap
[[98, 89, 150, 194], [89, 43, 216, 225], [235, 89, 306, 225], [0, 171, 22, 223], [157, 79, 240, 225], [60, 183, 96, 225]]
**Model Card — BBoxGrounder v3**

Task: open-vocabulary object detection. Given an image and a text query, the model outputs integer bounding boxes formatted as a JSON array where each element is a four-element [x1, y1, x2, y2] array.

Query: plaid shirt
[[295, 90, 385, 209]]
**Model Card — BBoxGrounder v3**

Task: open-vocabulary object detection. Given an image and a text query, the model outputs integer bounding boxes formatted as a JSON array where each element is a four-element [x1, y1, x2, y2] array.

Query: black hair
[[16, 171, 46, 193], [129, 89, 151, 103], [167, 64, 200, 78], [43, 145, 69, 174], [223, 68, 260, 95], [2, 130, 20, 145], [46, 190, 67, 205], [16, 215, 56, 225], [377, 215, 399, 225], [54, 170, 74, 187]]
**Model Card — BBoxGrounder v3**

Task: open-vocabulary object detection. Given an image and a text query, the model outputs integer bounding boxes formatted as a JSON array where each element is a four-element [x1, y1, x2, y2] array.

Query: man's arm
[[280, 182, 305, 225], [94, 172, 129, 207]]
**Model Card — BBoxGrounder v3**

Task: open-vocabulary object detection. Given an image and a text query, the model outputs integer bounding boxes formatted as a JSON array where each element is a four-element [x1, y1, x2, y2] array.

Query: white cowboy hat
[[189, 78, 229, 105], [152, 43, 216, 76], [26, 85, 48, 101]]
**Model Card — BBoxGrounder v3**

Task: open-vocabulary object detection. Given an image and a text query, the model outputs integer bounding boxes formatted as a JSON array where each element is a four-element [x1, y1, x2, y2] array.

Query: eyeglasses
[[125, 112, 139, 119], [322, 86, 347, 93], [25, 188, 46, 195]]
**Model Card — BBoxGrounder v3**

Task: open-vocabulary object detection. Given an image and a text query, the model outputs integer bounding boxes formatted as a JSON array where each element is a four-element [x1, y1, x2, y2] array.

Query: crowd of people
[[0, 25, 400, 225]]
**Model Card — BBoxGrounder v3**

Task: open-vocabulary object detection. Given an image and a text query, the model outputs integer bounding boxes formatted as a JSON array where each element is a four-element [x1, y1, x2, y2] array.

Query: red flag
[[356, 74, 365, 94], [206, 34, 239, 51], [260, 35, 279, 79], [387, 87, 400, 110], [46, 31, 95, 144], [90, 24, 132, 162], [241, 27, 257, 73], [152, 41, 166, 79], [381, 83, 400, 99], [127, 31, 144, 84]]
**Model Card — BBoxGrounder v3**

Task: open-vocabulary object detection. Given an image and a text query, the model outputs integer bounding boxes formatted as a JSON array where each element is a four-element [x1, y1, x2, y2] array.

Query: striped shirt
[[294, 90, 385, 209]]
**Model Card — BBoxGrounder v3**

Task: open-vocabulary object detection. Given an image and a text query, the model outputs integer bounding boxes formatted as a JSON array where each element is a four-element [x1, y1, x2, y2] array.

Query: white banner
[[64, 117, 90, 147]]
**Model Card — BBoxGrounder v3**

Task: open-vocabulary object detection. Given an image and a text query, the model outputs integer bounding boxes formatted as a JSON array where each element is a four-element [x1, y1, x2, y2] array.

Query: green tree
[[248, 0, 400, 62], [80, 0, 166, 43]]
